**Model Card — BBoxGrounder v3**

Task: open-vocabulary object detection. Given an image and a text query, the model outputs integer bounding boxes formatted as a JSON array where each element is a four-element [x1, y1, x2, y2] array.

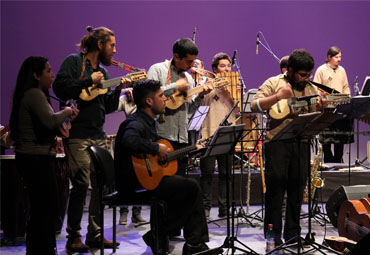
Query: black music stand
[[268, 111, 342, 255], [198, 124, 258, 255], [336, 95, 370, 170]]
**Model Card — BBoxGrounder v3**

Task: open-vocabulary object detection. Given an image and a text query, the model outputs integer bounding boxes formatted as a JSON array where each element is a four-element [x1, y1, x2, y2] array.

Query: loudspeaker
[[326, 185, 370, 227]]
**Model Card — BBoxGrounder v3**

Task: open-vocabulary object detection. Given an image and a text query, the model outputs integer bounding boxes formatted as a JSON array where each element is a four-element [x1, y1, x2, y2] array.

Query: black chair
[[87, 145, 166, 255]]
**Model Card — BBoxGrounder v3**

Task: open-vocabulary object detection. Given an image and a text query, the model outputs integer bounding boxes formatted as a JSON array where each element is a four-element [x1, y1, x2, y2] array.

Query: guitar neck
[[186, 84, 211, 97], [100, 77, 123, 89], [167, 144, 197, 162]]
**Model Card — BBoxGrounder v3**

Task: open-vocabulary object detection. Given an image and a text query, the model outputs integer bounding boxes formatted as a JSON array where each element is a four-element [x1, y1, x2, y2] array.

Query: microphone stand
[[234, 53, 264, 226], [257, 31, 280, 63]]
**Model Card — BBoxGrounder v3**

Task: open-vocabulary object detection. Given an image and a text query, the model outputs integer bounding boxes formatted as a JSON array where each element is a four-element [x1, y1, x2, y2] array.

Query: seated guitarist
[[251, 49, 325, 246], [114, 80, 210, 255]]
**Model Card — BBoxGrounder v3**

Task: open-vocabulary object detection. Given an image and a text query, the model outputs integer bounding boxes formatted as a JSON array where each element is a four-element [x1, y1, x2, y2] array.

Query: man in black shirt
[[114, 80, 209, 255], [53, 26, 129, 252]]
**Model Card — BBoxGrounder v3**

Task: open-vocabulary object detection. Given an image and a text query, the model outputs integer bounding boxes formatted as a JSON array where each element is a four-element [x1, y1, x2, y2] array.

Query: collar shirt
[[147, 60, 202, 144], [313, 63, 350, 94], [251, 73, 319, 142]]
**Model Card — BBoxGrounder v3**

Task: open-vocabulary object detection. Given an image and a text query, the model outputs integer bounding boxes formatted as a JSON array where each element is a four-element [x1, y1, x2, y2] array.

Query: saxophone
[[304, 136, 324, 202]]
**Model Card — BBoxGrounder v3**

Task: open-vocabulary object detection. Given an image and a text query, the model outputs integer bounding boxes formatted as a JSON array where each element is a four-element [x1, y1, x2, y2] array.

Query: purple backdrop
[[1, 1, 369, 161]]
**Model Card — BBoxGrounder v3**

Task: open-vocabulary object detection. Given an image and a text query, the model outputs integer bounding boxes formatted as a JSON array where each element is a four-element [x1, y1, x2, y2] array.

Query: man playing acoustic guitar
[[53, 26, 130, 252], [114, 79, 210, 255]]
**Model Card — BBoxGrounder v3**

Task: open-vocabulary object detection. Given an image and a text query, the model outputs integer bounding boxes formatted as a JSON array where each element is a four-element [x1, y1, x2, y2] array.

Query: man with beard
[[53, 26, 129, 252], [251, 49, 324, 246]]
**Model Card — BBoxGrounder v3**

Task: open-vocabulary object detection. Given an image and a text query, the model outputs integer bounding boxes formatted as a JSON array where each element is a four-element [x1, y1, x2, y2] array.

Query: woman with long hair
[[9, 56, 77, 254]]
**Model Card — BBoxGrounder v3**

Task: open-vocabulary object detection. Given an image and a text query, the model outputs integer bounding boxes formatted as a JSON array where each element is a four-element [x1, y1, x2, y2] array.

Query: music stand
[[243, 89, 258, 113], [188, 106, 209, 145], [336, 95, 370, 170], [360, 76, 370, 96], [268, 111, 342, 255], [198, 124, 258, 255]]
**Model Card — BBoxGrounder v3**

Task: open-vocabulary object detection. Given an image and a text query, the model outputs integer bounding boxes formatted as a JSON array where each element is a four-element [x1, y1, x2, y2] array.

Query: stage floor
[[0, 204, 342, 255]]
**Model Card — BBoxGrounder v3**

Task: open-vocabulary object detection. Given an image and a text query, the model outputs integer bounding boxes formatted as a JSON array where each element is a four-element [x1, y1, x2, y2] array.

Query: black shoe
[[182, 242, 209, 255], [85, 237, 120, 249], [142, 231, 168, 255], [218, 208, 227, 218], [275, 237, 283, 246], [205, 209, 210, 219], [66, 237, 90, 252]]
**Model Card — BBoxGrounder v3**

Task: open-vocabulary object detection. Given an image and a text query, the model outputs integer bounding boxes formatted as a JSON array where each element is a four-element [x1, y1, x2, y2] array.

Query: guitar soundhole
[[158, 160, 168, 167]]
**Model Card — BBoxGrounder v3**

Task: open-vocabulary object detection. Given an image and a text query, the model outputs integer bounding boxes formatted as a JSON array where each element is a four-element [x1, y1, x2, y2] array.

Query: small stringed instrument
[[166, 77, 229, 110], [269, 94, 351, 120], [58, 99, 77, 138], [324, 236, 356, 252], [338, 199, 370, 242], [131, 139, 197, 190], [79, 71, 147, 101]]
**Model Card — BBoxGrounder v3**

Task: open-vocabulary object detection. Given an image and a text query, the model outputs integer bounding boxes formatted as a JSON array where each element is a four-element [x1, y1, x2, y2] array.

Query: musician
[[53, 26, 129, 252], [313, 46, 351, 163], [191, 57, 207, 85], [199, 53, 236, 218], [114, 79, 209, 255], [280, 56, 289, 74], [9, 56, 77, 254], [251, 49, 323, 245], [147, 38, 211, 177]]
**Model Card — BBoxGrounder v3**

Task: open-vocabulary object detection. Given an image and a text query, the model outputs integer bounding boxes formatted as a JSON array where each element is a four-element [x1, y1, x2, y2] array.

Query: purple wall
[[1, 1, 369, 161]]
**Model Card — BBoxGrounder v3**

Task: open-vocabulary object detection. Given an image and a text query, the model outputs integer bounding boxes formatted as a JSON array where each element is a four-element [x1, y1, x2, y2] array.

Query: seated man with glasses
[[251, 49, 325, 246]]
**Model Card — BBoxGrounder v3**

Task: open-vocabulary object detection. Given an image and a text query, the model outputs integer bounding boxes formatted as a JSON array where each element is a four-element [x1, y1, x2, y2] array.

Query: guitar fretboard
[[167, 145, 197, 162]]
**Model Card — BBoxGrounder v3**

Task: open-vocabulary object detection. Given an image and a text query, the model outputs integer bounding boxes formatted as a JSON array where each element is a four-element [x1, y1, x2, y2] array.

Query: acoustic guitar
[[166, 77, 229, 110], [268, 94, 351, 120], [79, 71, 147, 101], [131, 139, 197, 190], [338, 199, 370, 242]]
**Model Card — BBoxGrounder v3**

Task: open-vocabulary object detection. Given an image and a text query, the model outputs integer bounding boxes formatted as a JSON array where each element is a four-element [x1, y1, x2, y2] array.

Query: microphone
[[231, 50, 237, 67], [192, 27, 196, 42], [256, 32, 260, 55]]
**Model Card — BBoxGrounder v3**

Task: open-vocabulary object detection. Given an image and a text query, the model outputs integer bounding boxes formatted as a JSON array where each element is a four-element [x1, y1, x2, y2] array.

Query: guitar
[[79, 71, 147, 101], [324, 236, 356, 252], [338, 199, 370, 242], [58, 99, 77, 138], [268, 94, 351, 120], [131, 139, 197, 190], [166, 77, 229, 110]]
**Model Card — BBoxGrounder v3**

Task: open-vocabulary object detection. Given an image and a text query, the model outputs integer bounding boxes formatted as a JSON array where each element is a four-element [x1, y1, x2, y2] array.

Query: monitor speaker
[[326, 185, 370, 227]]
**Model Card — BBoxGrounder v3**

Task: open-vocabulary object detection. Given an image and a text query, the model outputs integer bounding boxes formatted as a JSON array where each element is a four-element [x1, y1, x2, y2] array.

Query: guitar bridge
[[144, 157, 152, 177]]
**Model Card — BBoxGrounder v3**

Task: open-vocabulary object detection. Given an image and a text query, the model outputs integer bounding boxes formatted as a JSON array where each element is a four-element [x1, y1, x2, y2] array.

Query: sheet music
[[188, 106, 209, 131]]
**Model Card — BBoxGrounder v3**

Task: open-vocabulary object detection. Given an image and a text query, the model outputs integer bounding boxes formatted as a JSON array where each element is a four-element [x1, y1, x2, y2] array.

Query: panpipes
[[216, 72, 242, 111]]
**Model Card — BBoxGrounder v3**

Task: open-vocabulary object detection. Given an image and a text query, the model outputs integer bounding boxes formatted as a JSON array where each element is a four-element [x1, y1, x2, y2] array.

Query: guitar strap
[[112, 59, 141, 72], [165, 59, 173, 86]]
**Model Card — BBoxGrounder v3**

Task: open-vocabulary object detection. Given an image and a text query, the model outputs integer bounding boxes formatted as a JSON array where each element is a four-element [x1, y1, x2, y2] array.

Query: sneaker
[[119, 211, 128, 225], [182, 242, 209, 255], [132, 213, 146, 223]]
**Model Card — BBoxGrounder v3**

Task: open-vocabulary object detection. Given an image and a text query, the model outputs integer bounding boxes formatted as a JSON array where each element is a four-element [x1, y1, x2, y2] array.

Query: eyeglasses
[[296, 72, 313, 79]]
